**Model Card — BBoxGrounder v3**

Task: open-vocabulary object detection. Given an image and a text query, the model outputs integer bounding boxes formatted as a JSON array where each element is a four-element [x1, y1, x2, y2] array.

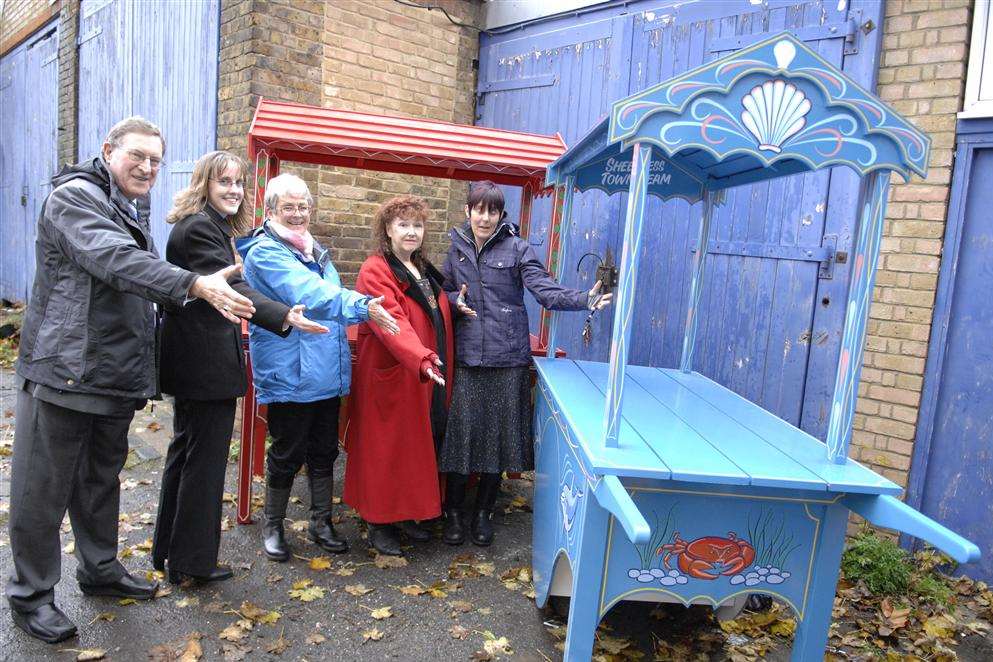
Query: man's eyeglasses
[[211, 177, 245, 189], [122, 149, 164, 171], [279, 204, 311, 214]]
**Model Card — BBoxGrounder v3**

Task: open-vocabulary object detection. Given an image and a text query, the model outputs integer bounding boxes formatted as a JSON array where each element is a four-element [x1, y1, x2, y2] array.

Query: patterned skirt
[[438, 366, 533, 474]]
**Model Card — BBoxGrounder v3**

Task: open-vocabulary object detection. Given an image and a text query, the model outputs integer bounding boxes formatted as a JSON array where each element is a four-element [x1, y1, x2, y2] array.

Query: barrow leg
[[791, 503, 847, 661], [563, 496, 610, 662]]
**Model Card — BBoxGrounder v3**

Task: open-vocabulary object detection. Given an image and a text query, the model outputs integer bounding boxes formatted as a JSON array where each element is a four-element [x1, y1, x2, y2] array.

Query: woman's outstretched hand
[[284, 305, 329, 334], [587, 280, 613, 311], [368, 296, 401, 335], [424, 356, 445, 386], [456, 283, 477, 318]]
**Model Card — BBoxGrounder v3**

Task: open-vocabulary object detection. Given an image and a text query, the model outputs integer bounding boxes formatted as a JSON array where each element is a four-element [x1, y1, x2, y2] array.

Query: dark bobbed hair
[[467, 180, 506, 216]]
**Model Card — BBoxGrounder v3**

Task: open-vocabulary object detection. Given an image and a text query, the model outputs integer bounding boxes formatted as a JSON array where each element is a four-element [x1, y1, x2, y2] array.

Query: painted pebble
[[745, 577, 762, 586], [668, 570, 680, 578], [675, 576, 688, 585], [628, 569, 640, 579], [767, 574, 785, 584], [659, 576, 677, 586], [730, 575, 746, 585]]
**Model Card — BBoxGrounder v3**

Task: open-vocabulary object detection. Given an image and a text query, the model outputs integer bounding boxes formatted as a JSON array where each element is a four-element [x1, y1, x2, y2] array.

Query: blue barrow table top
[[535, 358, 902, 497]]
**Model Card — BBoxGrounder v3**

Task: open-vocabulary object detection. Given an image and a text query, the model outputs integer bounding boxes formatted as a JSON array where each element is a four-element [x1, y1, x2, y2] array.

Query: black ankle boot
[[395, 520, 431, 542], [263, 486, 291, 562], [368, 524, 403, 556], [442, 509, 466, 545], [470, 473, 501, 546], [443, 472, 468, 545], [307, 475, 348, 554], [470, 510, 494, 546]]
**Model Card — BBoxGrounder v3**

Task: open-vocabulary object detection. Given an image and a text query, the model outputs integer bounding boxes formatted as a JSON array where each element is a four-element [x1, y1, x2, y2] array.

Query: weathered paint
[[477, 0, 887, 444], [907, 118, 993, 583], [76, 0, 219, 251], [0, 22, 59, 302]]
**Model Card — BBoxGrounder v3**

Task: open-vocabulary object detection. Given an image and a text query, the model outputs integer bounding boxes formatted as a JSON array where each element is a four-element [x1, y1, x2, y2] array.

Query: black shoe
[[79, 572, 158, 600], [442, 509, 466, 545], [395, 520, 431, 542], [470, 510, 494, 547], [168, 565, 234, 585], [368, 524, 403, 556], [263, 485, 292, 562], [11, 604, 78, 644]]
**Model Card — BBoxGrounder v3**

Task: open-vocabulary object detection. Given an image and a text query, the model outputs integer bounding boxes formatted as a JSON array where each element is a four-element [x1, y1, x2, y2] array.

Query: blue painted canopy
[[546, 32, 930, 200]]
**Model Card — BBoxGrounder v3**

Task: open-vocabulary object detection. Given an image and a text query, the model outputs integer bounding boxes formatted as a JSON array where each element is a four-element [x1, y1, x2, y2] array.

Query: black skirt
[[438, 366, 532, 474]]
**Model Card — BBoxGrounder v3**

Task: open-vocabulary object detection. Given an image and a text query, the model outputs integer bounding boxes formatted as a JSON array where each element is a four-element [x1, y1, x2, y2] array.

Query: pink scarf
[[269, 221, 315, 262]]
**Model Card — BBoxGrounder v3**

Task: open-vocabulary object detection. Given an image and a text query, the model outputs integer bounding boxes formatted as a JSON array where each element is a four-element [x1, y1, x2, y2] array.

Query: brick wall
[[850, 0, 972, 488], [0, 0, 58, 55], [217, 0, 482, 285], [56, 0, 79, 166]]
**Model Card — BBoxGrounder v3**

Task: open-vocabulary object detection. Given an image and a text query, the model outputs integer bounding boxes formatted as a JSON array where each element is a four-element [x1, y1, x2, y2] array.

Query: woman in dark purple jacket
[[439, 181, 611, 547]]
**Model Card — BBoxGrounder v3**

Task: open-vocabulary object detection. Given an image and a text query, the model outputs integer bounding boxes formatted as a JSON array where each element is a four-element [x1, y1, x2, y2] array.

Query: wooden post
[[602, 143, 651, 448], [518, 183, 535, 239], [825, 171, 891, 463], [538, 182, 568, 349], [238, 150, 279, 524], [679, 189, 719, 373], [544, 176, 577, 359]]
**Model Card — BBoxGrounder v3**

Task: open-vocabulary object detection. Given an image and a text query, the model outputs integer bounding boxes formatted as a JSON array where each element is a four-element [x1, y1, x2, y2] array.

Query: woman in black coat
[[152, 151, 326, 584]]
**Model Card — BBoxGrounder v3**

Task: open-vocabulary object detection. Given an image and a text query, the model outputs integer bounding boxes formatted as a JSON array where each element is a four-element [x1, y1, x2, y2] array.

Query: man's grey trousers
[[6, 389, 130, 611]]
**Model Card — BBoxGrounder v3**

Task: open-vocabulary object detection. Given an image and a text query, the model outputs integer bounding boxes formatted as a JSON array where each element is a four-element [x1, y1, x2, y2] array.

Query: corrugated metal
[[0, 23, 59, 302], [77, 0, 219, 251], [248, 99, 566, 190], [477, 0, 885, 439]]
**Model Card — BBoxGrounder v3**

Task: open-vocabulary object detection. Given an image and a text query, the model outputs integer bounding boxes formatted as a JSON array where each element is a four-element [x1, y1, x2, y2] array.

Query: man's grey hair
[[264, 173, 314, 212], [104, 116, 166, 154]]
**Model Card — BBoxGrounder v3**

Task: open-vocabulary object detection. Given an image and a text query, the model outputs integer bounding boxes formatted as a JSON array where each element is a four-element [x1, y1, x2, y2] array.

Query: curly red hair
[[372, 194, 433, 271]]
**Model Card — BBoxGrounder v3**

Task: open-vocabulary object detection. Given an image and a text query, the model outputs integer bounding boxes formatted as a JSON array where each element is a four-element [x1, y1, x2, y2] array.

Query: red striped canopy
[[247, 99, 566, 192]]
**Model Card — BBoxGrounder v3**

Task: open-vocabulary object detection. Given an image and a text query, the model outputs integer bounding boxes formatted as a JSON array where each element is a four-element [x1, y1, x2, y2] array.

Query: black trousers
[[152, 397, 236, 576], [265, 398, 340, 489], [6, 390, 131, 611]]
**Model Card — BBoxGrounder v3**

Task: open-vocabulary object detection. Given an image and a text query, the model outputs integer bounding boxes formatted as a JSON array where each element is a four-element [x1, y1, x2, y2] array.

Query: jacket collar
[[204, 203, 233, 238], [260, 221, 331, 270], [451, 220, 516, 259]]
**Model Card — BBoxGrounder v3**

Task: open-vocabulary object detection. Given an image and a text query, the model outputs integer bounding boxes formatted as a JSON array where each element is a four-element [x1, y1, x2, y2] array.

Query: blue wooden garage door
[[76, 0, 219, 251], [477, 0, 885, 440], [0, 24, 59, 302], [908, 123, 993, 582]]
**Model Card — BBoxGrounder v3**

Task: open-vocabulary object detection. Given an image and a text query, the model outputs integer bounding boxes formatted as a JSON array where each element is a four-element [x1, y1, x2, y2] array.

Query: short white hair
[[264, 173, 313, 212]]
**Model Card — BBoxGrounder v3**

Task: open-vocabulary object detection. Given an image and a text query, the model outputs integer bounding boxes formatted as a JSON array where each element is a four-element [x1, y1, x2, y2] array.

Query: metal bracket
[[77, 26, 103, 46], [818, 234, 838, 279]]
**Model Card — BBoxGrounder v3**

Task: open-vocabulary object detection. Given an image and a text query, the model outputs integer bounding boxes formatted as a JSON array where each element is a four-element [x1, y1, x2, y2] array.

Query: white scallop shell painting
[[740, 79, 811, 153]]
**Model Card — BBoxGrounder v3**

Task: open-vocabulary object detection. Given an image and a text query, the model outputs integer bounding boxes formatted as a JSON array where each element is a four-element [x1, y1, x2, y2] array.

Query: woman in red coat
[[344, 195, 455, 556]]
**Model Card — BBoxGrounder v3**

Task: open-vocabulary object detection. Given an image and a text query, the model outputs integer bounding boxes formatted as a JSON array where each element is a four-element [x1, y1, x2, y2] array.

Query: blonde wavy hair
[[166, 151, 253, 235]]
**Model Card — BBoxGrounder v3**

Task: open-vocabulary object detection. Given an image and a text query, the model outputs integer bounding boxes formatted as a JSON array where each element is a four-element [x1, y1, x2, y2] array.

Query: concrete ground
[[0, 365, 989, 661]]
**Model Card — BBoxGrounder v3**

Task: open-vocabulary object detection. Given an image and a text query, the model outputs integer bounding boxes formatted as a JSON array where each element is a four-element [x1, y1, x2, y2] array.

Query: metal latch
[[819, 234, 838, 279]]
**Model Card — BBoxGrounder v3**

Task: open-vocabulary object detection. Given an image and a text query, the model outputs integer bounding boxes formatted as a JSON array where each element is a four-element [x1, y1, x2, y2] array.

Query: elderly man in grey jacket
[[7, 116, 255, 644]]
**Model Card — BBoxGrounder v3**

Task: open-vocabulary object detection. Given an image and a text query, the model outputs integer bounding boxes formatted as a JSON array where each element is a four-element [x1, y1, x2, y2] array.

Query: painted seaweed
[[747, 509, 801, 570], [633, 503, 677, 570]]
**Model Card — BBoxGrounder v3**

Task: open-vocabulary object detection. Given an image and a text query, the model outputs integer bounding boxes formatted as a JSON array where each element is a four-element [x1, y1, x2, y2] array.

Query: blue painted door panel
[[916, 146, 993, 582], [77, 0, 218, 252], [0, 24, 59, 302], [477, 0, 884, 442]]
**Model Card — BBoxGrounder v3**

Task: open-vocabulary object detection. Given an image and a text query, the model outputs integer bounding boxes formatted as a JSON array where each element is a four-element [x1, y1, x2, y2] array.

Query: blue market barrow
[[531, 32, 981, 661]]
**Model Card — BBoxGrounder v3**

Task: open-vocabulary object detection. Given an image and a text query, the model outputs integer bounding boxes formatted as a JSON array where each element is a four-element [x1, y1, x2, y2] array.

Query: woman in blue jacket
[[239, 174, 399, 561], [440, 180, 611, 546]]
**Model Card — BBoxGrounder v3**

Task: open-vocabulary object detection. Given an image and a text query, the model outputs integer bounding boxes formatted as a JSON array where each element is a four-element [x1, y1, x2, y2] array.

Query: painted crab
[[658, 531, 755, 580]]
